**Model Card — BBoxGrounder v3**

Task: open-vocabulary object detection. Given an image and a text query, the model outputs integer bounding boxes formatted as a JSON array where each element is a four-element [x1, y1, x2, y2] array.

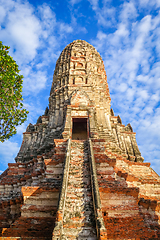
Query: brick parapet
[[89, 139, 107, 238], [52, 139, 71, 238]]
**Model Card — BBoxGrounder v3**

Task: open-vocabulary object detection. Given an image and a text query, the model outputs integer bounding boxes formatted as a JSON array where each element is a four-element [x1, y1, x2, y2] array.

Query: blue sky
[[0, 0, 160, 175]]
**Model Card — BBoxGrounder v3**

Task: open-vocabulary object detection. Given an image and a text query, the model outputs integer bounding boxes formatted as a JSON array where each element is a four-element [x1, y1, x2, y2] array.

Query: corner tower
[[1, 40, 160, 240]]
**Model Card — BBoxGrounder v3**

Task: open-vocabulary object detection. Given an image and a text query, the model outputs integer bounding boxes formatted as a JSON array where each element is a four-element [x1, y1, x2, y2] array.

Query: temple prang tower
[[0, 40, 160, 239]]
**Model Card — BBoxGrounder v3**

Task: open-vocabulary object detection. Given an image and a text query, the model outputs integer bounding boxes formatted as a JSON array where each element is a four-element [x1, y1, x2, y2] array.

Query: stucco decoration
[[71, 90, 91, 106]]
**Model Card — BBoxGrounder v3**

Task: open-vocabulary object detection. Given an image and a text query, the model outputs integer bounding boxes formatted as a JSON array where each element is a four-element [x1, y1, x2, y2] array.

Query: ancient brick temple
[[0, 40, 160, 240]]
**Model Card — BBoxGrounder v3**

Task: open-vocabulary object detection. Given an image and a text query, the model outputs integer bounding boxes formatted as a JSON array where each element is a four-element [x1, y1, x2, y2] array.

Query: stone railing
[[52, 138, 71, 239], [88, 138, 107, 239]]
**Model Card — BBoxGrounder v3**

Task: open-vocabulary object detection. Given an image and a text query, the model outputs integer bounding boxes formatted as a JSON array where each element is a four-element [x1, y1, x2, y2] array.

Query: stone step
[[61, 140, 97, 239], [62, 226, 97, 239]]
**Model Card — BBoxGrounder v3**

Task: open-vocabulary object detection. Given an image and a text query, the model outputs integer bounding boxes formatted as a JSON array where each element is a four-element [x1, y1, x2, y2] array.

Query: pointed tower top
[[50, 40, 110, 103]]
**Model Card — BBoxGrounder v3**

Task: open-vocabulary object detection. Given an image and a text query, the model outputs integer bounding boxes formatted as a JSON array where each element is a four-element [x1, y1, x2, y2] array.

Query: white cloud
[[88, 0, 116, 27], [0, 0, 42, 63], [119, 1, 137, 22], [115, 23, 129, 38], [88, 0, 98, 10], [0, 141, 20, 165], [139, 0, 160, 8], [23, 70, 47, 94], [137, 89, 149, 100], [59, 23, 73, 34], [126, 88, 135, 102], [119, 82, 128, 92], [38, 4, 57, 35], [138, 15, 152, 34], [16, 123, 28, 136], [69, 0, 82, 5], [0, 6, 6, 23]]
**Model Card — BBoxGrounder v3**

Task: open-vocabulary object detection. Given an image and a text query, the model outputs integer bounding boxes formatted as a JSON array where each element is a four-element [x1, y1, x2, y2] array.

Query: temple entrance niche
[[72, 118, 88, 140]]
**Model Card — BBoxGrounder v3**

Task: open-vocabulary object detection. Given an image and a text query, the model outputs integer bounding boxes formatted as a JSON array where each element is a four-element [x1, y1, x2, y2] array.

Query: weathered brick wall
[[92, 139, 160, 239], [1, 40, 160, 239], [0, 140, 67, 239]]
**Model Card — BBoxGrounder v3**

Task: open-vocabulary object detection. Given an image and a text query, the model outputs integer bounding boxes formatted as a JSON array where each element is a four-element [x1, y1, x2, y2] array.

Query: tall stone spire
[[0, 40, 160, 239], [49, 40, 110, 129], [15, 40, 142, 163]]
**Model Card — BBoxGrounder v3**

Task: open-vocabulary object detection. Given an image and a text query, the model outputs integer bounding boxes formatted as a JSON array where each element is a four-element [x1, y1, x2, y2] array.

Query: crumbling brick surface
[[57, 140, 97, 239], [1, 40, 160, 239], [92, 139, 160, 239]]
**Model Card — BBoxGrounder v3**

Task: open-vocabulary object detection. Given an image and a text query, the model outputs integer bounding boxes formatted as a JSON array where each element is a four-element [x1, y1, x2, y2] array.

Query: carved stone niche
[[76, 62, 84, 69], [75, 77, 84, 85]]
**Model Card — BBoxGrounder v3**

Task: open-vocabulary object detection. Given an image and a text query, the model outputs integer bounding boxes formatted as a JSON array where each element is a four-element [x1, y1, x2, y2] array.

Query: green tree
[[0, 41, 29, 142]]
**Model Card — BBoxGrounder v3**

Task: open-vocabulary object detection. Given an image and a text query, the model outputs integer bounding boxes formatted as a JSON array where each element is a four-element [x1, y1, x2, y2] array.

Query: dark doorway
[[72, 118, 88, 140]]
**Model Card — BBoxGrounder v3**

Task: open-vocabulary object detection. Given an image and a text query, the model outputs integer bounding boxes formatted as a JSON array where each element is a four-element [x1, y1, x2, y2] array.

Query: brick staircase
[[61, 140, 97, 240], [1, 138, 160, 239]]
